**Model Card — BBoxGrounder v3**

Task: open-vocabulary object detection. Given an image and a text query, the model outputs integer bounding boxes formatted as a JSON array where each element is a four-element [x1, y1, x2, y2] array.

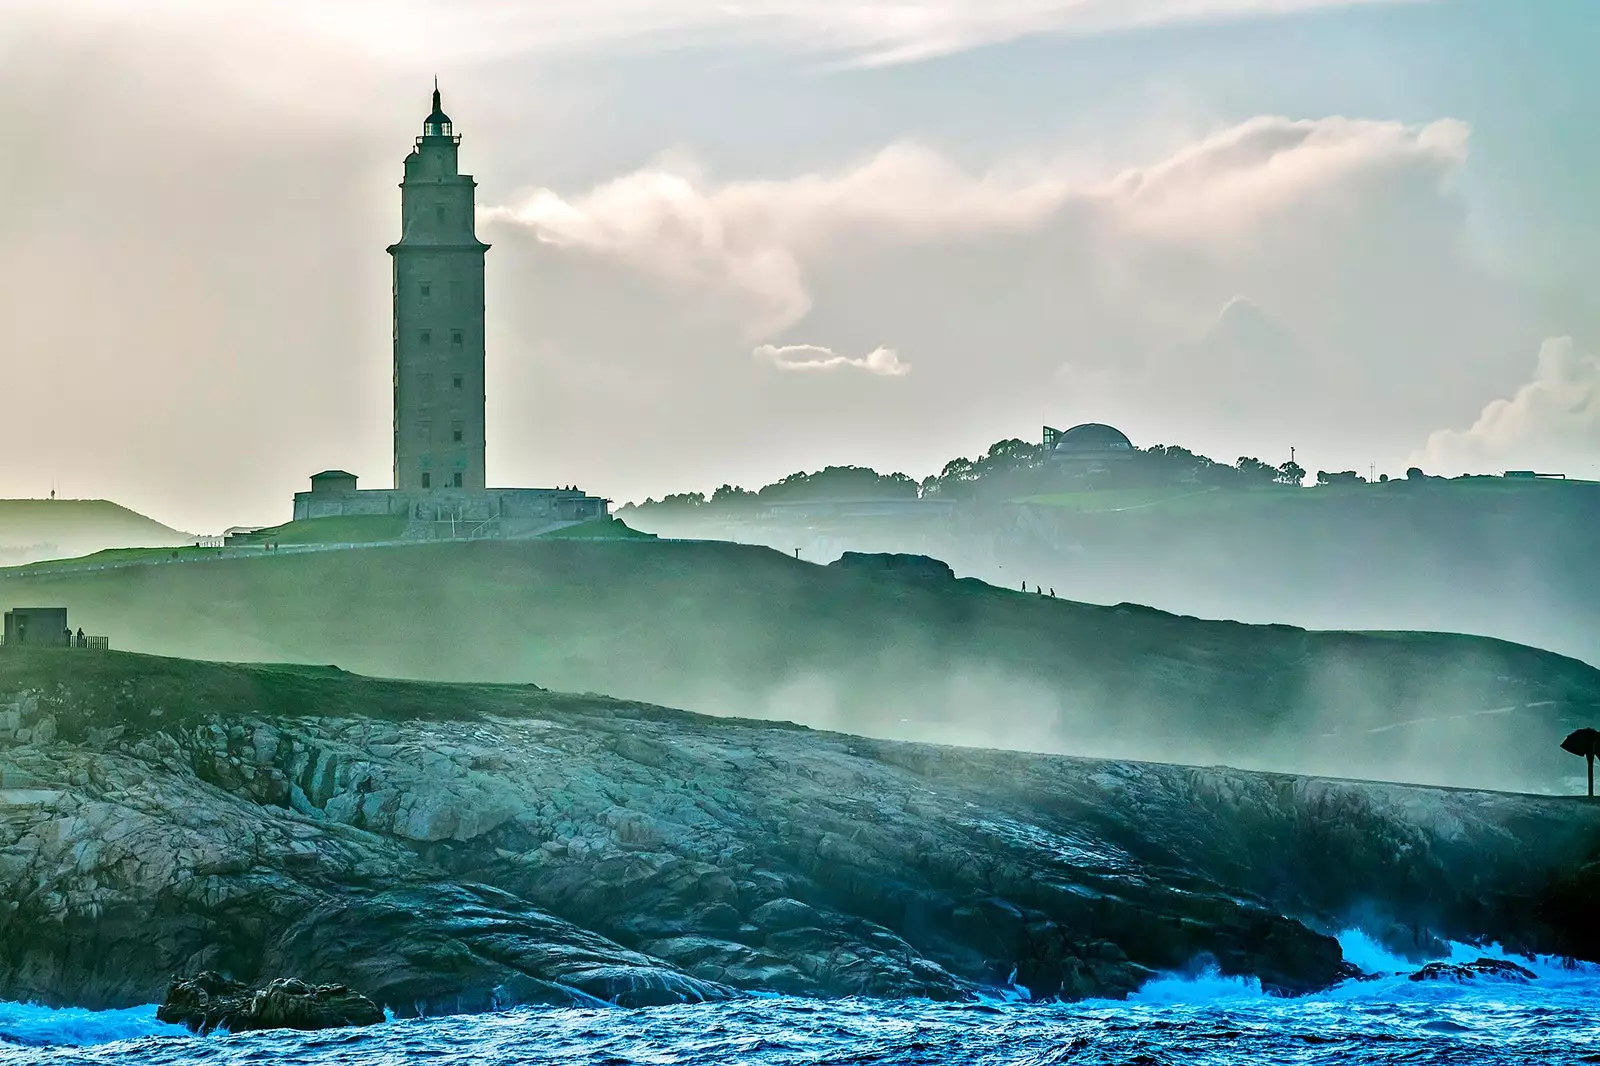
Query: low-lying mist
[[628, 486, 1600, 669], [15, 539, 1599, 794], [664, 643, 1590, 795]]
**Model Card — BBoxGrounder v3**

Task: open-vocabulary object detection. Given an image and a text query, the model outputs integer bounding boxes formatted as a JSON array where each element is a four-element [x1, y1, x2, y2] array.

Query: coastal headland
[[1, 650, 1597, 1016], [8, 539, 1600, 791]]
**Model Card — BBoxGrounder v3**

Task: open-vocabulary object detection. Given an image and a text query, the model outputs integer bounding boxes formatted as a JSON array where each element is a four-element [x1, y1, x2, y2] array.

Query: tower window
[[421, 472, 432, 489], [452, 375, 463, 390], [420, 282, 431, 298], [452, 426, 463, 443], [452, 472, 463, 488], [451, 329, 463, 346], [420, 330, 431, 345]]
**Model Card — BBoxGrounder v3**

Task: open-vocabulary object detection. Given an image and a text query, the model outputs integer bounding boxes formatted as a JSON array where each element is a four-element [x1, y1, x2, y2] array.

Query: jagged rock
[[750, 897, 820, 931], [1408, 957, 1539, 983], [156, 971, 384, 1033], [0, 653, 1597, 1017]]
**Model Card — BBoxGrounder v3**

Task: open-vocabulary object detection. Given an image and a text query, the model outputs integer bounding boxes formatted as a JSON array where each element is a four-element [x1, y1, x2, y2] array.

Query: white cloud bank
[[1413, 338, 1600, 475], [487, 115, 1472, 340], [755, 343, 910, 376], [482, 108, 1530, 495]]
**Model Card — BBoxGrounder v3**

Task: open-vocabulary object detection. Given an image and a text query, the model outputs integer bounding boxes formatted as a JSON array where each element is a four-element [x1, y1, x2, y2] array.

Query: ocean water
[[4, 935, 1596, 1066]]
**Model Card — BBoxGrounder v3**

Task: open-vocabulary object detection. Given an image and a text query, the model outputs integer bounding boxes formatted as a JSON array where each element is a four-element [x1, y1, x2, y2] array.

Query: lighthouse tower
[[387, 83, 490, 492], [289, 88, 610, 535]]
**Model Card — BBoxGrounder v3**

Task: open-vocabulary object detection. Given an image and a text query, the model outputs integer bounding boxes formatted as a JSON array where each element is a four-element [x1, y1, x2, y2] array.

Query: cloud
[[0, 7, 1531, 526], [17, 1, 1429, 67], [486, 116, 1471, 342], [1412, 338, 1600, 475], [755, 343, 910, 376], [482, 109, 1527, 497]]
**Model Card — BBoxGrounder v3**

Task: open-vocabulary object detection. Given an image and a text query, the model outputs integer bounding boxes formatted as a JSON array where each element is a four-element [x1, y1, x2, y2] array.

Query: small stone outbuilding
[[3, 607, 69, 648]]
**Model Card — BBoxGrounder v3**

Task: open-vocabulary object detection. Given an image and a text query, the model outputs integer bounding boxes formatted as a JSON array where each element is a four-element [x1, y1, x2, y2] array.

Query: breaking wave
[[6, 935, 1599, 1064]]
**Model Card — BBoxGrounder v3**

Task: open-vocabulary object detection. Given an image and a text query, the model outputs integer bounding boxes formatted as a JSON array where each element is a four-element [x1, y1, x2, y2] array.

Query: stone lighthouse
[[387, 83, 490, 492], [287, 87, 610, 537]]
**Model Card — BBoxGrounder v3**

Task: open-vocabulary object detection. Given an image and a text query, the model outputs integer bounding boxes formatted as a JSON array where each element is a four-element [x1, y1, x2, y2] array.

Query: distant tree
[[1316, 470, 1364, 486], [1275, 460, 1306, 486], [923, 456, 979, 497], [982, 439, 1037, 464], [709, 484, 757, 507], [1405, 466, 1426, 480], [758, 466, 917, 502], [1379, 473, 1389, 483], [940, 456, 976, 481], [654, 491, 708, 509], [1139, 445, 1215, 486], [1235, 457, 1278, 485]]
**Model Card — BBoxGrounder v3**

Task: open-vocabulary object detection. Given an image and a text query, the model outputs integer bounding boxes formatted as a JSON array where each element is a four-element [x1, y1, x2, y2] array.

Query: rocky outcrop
[[0, 651, 1596, 1015], [156, 971, 385, 1033], [829, 552, 956, 583], [1408, 958, 1538, 983]]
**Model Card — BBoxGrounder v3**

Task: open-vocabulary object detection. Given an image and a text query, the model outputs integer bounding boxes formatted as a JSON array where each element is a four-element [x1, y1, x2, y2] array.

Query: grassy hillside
[[1003, 476, 1600, 664], [632, 477, 1600, 665], [227, 514, 409, 546], [0, 499, 187, 566], [1015, 474, 1588, 515], [5, 538, 1599, 791]]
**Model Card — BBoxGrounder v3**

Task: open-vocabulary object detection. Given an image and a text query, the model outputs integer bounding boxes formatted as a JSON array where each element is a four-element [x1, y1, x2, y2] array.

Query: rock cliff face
[[1, 651, 1595, 1015]]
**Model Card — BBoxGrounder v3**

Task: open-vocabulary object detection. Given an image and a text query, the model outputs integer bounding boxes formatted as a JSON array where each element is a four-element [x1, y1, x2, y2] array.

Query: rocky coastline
[[1, 650, 1597, 1017], [156, 972, 384, 1033]]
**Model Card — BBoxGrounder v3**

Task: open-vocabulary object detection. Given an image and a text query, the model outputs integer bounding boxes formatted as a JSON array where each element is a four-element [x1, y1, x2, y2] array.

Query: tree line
[[622, 440, 1442, 514]]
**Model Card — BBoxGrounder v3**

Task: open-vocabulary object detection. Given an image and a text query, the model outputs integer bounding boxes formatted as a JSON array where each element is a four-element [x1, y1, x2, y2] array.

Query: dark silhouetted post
[[1561, 728, 1600, 797]]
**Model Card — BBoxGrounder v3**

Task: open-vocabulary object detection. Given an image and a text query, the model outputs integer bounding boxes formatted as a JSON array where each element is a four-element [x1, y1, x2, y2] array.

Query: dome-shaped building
[[1044, 423, 1133, 453], [1042, 423, 1135, 475]]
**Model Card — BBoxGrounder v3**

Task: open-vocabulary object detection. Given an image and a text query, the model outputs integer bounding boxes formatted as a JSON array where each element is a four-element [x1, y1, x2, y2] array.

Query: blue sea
[[3, 935, 1595, 1065]]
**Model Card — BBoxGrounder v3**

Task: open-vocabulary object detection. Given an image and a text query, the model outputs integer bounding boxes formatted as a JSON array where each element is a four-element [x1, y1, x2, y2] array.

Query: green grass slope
[[0, 499, 187, 566], [229, 514, 410, 546], [1004, 477, 1600, 664], [5, 538, 1598, 791], [635, 477, 1600, 665]]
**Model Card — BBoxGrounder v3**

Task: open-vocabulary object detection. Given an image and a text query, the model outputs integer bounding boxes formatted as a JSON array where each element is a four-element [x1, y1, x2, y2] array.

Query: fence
[[0, 634, 109, 650]]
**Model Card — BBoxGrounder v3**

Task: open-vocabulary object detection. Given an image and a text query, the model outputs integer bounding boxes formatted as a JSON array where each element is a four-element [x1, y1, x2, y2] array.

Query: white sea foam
[[0, 1000, 186, 1048], [6, 935, 1600, 1063]]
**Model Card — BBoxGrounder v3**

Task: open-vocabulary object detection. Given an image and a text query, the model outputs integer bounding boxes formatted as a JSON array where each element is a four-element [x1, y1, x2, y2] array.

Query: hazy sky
[[3, 0, 1597, 531]]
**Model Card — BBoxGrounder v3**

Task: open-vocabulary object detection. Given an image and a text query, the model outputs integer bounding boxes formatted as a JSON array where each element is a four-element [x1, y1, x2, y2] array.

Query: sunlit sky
[[3, 0, 1596, 531]]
